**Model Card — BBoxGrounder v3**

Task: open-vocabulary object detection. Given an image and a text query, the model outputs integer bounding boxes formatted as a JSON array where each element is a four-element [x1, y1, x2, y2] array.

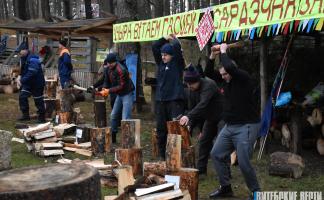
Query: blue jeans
[[211, 123, 260, 192], [110, 92, 133, 134]]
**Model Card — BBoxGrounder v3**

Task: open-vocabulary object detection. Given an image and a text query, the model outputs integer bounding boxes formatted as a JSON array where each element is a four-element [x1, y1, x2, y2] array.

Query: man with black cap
[[179, 64, 223, 175], [99, 52, 134, 143], [58, 39, 73, 88], [152, 34, 185, 160], [16, 41, 46, 123]]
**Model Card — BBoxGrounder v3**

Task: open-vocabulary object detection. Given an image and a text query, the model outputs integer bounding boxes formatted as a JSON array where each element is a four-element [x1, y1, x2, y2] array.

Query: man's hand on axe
[[179, 115, 189, 126]]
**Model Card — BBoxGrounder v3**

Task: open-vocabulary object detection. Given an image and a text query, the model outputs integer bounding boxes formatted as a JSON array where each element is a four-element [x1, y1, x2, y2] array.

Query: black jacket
[[152, 37, 185, 101], [220, 53, 259, 124], [186, 77, 223, 122]]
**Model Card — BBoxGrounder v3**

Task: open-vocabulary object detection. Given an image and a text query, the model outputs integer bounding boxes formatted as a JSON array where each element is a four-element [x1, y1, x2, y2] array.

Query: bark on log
[[60, 88, 75, 112], [121, 119, 141, 148], [94, 100, 107, 128], [0, 163, 101, 200], [182, 145, 196, 168], [0, 130, 12, 171], [115, 148, 143, 177], [90, 127, 111, 155], [171, 168, 199, 200], [166, 134, 182, 171], [143, 161, 167, 177], [44, 99, 60, 119], [151, 129, 158, 158], [269, 151, 305, 178], [167, 120, 191, 149]]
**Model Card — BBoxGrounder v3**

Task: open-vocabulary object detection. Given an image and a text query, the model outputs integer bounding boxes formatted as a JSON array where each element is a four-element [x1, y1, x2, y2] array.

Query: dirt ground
[[0, 92, 323, 200]]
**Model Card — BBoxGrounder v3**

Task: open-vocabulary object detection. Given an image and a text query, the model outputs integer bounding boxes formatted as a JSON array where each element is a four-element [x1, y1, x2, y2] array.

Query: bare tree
[[13, 0, 30, 20], [210, 0, 218, 6], [137, 0, 151, 20], [63, 0, 72, 19], [163, 0, 170, 15], [99, 0, 113, 17], [153, 0, 163, 17], [40, 0, 52, 21]]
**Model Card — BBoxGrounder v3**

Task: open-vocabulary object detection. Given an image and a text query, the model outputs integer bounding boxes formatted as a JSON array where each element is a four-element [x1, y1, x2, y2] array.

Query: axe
[[72, 84, 87, 91]]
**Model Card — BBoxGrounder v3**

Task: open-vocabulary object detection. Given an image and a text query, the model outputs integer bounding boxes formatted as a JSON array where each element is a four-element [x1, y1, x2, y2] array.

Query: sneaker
[[209, 185, 234, 199]]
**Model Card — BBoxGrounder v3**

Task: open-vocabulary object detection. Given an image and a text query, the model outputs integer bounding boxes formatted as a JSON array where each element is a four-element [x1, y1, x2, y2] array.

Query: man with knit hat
[[100, 52, 135, 143], [180, 64, 223, 175], [152, 34, 185, 160], [58, 39, 73, 88]]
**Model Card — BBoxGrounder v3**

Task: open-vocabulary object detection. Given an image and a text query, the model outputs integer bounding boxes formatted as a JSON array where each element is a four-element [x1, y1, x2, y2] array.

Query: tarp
[[113, 0, 324, 43]]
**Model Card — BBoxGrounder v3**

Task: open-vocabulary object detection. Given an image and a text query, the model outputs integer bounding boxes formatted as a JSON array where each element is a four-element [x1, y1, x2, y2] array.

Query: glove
[[99, 88, 109, 97], [87, 86, 94, 93]]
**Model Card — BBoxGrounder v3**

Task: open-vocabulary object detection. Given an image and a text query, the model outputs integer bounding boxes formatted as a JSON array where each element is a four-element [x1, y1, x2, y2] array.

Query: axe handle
[[73, 85, 87, 91]]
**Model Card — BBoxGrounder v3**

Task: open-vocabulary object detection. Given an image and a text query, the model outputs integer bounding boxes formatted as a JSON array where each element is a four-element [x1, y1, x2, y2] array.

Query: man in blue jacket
[[16, 42, 46, 123], [152, 34, 185, 159], [58, 39, 73, 88]]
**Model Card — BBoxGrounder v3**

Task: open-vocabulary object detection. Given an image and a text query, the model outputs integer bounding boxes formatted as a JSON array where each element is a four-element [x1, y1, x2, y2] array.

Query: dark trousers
[[19, 88, 45, 118], [156, 100, 184, 158], [197, 120, 220, 173]]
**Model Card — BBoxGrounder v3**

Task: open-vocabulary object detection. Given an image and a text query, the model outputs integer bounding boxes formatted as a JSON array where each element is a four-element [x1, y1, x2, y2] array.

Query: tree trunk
[[63, 0, 72, 19], [151, 129, 159, 158], [3, 0, 9, 21], [167, 120, 191, 149], [0, 163, 101, 200], [163, 0, 170, 15], [99, 0, 113, 17], [84, 0, 92, 19], [153, 0, 163, 17], [115, 148, 143, 177]]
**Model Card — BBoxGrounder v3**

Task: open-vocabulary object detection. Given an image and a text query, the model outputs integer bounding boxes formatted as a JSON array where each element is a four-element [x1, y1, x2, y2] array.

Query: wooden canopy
[[0, 16, 117, 37]]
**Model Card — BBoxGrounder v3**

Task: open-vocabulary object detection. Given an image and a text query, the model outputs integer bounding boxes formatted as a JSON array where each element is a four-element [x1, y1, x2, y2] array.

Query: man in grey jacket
[[180, 64, 223, 175]]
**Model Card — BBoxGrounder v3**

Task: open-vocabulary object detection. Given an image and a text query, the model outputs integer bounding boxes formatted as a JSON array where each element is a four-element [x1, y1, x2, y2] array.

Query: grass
[[0, 93, 323, 199]]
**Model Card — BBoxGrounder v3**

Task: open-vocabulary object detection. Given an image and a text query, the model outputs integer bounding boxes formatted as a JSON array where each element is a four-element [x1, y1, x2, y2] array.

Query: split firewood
[[39, 149, 64, 157], [22, 122, 51, 137], [116, 165, 135, 195], [171, 168, 199, 200], [33, 130, 56, 140], [90, 127, 111, 155], [167, 120, 191, 149], [151, 129, 158, 158], [63, 147, 77, 152], [75, 149, 92, 157], [63, 142, 91, 149], [53, 123, 76, 137], [115, 148, 143, 176], [121, 119, 141, 149], [135, 182, 175, 197], [147, 174, 166, 185], [137, 189, 183, 200], [166, 134, 182, 171], [143, 161, 167, 177]]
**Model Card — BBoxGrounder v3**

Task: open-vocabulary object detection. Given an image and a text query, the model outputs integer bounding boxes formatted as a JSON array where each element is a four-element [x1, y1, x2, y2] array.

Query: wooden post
[[151, 129, 158, 158], [44, 98, 60, 119], [115, 148, 143, 177], [171, 168, 199, 200], [90, 127, 111, 156], [143, 161, 167, 177], [0, 163, 101, 200], [166, 134, 182, 172], [121, 119, 141, 148], [116, 165, 135, 195], [0, 130, 12, 171], [167, 120, 191, 149], [94, 100, 107, 128]]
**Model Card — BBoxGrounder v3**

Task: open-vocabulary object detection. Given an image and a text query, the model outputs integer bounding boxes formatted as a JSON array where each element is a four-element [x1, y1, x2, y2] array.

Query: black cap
[[105, 53, 117, 63], [59, 39, 68, 47], [184, 64, 201, 83]]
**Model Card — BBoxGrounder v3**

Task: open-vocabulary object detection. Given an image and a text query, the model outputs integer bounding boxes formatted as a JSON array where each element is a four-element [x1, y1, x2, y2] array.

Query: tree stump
[[116, 165, 135, 195], [166, 134, 182, 171], [0, 163, 101, 200], [58, 112, 74, 124], [121, 119, 141, 148], [181, 145, 196, 168], [94, 100, 107, 128], [151, 129, 158, 158], [0, 130, 12, 171], [143, 161, 167, 177], [115, 148, 143, 177], [90, 127, 111, 155], [44, 99, 61, 119], [167, 120, 191, 149], [269, 151, 305, 178], [171, 168, 199, 200]]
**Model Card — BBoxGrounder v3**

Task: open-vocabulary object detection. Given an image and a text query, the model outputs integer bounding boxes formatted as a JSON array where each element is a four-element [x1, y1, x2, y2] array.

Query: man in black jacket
[[209, 44, 260, 199], [179, 65, 223, 175], [152, 34, 185, 159]]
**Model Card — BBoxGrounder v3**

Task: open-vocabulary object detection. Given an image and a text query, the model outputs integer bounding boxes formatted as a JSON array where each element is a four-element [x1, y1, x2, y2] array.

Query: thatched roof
[[0, 16, 117, 37]]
